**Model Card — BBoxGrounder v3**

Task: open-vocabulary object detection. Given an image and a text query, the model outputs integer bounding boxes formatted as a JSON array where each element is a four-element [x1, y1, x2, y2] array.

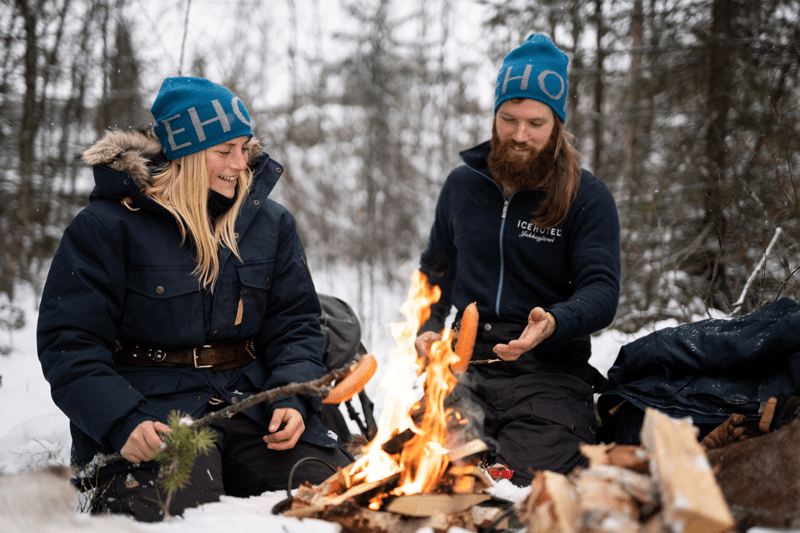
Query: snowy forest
[[0, 0, 799, 354]]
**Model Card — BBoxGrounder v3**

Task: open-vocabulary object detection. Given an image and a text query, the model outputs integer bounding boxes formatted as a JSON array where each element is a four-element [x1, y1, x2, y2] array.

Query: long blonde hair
[[147, 149, 254, 290]]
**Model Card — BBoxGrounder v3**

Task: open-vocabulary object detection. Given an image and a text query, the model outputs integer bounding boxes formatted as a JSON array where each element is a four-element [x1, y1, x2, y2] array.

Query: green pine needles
[[152, 411, 216, 516]]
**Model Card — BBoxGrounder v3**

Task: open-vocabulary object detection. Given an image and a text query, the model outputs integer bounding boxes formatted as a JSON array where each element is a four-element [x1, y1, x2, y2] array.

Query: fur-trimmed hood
[[81, 128, 264, 195]]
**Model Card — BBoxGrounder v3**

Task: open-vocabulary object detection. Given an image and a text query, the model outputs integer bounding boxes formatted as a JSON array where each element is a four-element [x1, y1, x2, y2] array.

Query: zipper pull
[[501, 200, 509, 219]]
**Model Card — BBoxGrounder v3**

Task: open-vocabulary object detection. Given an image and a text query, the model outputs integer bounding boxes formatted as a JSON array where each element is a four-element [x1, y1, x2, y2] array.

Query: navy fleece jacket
[[420, 141, 620, 363]]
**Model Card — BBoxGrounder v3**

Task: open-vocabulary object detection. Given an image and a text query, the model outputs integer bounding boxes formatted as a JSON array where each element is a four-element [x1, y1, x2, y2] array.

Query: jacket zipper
[[495, 199, 509, 316]]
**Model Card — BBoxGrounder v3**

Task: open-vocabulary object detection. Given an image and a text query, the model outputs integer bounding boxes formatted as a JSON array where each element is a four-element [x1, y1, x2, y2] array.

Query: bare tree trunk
[[700, 0, 737, 309], [703, 0, 734, 237], [592, 0, 605, 174], [624, 0, 644, 198], [567, 2, 582, 144], [1, 0, 39, 299]]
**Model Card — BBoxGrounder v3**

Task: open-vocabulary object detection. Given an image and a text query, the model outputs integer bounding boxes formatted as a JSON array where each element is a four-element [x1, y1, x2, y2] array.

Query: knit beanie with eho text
[[151, 76, 253, 160], [494, 34, 569, 123]]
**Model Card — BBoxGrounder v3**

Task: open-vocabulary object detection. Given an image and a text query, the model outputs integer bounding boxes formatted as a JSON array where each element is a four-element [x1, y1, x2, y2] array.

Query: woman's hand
[[263, 407, 305, 450], [493, 307, 556, 361], [121, 420, 172, 463]]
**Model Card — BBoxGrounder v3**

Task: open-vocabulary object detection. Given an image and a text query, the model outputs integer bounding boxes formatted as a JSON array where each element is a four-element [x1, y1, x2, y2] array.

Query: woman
[[37, 77, 351, 521]]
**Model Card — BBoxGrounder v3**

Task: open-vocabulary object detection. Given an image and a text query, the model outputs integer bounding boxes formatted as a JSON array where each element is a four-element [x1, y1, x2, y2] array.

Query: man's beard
[[487, 123, 558, 194]]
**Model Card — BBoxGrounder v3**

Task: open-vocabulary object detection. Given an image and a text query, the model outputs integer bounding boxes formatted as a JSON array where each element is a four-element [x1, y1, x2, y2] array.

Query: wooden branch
[[731, 227, 783, 315], [94, 359, 361, 468], [193, 364, 351, 428]]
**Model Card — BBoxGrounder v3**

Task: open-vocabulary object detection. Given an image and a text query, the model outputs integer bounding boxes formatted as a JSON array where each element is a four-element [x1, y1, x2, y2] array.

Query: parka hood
[[80, 128, 265, 207]]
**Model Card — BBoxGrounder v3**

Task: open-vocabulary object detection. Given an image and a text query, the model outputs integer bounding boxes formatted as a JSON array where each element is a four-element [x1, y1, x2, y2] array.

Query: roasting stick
[[90, 355, 378, 470], [201, 353, 378, 426]]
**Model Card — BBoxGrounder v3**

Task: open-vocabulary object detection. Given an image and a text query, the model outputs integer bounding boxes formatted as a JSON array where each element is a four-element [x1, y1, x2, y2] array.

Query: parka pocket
[[236, 260, 274, 336], [120, 370, 209, 419], [122, 267, 204, 345], [122, 371, 181, 396]]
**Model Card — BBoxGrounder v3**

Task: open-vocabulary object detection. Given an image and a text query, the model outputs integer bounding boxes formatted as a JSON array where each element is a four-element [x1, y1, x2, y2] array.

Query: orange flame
[[343, 270, 461, 496]]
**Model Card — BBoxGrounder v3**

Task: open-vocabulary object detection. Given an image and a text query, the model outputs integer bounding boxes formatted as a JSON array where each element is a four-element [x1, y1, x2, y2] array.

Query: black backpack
[[318, 294, 377, 442]]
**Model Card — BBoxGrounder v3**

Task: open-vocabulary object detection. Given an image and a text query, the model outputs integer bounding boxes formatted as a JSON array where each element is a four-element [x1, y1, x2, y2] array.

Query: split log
[[0, 467, 145, 532], [640, 408, 735, 533], [576, 465, 658, 511], [519, 470, 581, 533], [707, 418, 800, 529], [285, 473, 402, 518], [472, 505, 509, 530], [572, 466, 656, 533], [310, 503, 476, 533], [580, 443, 650, 474], [384, 493, 490, 517]]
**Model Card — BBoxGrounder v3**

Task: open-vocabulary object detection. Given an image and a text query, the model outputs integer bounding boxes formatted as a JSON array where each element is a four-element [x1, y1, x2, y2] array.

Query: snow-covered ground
[[0, 278, 781, 533]]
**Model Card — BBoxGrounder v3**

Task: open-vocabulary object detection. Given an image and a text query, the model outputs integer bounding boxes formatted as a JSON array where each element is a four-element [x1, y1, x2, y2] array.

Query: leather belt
[[114, 339, 256, 371]]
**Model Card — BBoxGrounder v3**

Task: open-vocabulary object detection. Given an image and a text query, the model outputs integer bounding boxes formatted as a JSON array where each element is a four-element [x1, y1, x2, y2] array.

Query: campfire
[[276, 270, 511, 531]]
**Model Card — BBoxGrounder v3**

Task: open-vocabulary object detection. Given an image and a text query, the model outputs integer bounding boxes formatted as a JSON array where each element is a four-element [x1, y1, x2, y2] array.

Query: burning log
[[281, 462, 510, 533], [384, 493, 490, 517]]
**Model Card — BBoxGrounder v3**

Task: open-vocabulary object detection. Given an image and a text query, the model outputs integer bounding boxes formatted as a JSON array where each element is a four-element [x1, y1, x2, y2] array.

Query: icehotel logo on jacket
[[517, 219, 562, 243]]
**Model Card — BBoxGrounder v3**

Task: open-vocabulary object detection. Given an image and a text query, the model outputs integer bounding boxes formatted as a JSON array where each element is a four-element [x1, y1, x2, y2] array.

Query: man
[[416, 34, 620, 485]]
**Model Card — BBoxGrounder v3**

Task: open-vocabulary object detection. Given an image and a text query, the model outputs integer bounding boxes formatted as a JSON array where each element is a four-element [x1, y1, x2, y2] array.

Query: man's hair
[[147, 149, 253, 290], [533, 115, 582, 228]]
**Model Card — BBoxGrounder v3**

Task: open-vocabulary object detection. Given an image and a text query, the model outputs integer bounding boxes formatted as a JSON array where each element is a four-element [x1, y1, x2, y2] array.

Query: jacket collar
[[459, 140, 492, 179], [81, 128, 267, 213]]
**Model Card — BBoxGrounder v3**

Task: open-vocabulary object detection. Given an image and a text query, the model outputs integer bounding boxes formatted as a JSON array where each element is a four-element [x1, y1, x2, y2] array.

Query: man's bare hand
[[263, 407, 305, 450], [414, 331, 442, 361], [121, 420, 172, 463], [493, 307, 556, 361]]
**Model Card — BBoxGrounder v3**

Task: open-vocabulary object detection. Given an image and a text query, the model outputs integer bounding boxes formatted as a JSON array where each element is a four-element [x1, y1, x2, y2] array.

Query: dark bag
[[317, 294, 377, 442], [598, 298, 800, 444]]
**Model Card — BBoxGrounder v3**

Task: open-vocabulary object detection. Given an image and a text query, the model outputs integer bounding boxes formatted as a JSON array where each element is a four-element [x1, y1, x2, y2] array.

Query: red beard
[[487, 123, 558, 194]]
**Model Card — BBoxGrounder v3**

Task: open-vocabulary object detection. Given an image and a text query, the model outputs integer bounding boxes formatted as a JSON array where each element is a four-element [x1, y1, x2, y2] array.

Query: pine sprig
[[152, 411, 216, 516]]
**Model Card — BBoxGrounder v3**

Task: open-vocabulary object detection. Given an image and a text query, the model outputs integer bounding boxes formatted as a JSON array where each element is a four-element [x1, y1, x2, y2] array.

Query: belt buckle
[[193, 345, 213, 369]]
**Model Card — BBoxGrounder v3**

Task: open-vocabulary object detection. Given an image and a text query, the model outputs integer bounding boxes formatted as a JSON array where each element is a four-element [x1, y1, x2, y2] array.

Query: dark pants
[[92, 415, 353, 522], [459, 325, 598, 486]]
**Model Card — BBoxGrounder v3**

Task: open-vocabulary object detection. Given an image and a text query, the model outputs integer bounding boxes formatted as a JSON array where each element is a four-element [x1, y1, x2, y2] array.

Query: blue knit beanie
[[494, 34, 569, 123], [151, 76, 253, 160]]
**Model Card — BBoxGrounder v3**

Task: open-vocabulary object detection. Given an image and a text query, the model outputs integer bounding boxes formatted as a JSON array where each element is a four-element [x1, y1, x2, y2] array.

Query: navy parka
[[37, 130, 335, 468]]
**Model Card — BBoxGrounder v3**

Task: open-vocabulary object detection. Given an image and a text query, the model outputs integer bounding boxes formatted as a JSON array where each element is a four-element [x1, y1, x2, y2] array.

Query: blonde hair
[[147, 149, 253, 290]]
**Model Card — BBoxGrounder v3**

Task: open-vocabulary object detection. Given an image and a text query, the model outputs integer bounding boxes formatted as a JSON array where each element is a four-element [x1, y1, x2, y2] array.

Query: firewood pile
[[518, 408, 736, 533]]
